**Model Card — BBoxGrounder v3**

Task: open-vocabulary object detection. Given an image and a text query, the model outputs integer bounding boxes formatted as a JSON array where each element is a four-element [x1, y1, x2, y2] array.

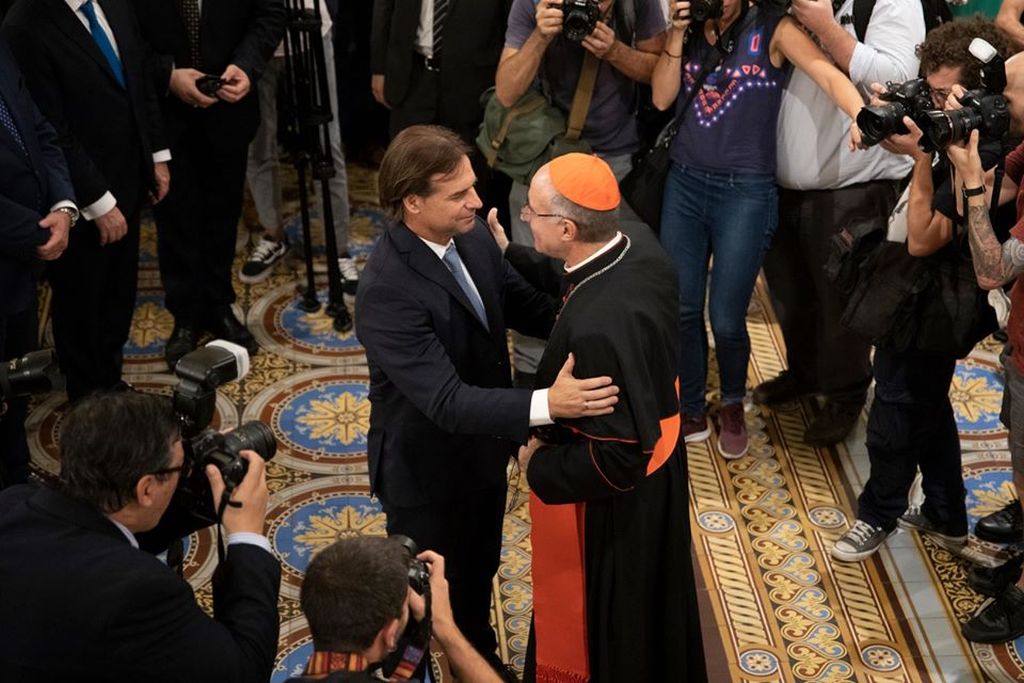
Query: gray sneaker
[[898, 506, 967, 553], [831, 520, 893, 562]]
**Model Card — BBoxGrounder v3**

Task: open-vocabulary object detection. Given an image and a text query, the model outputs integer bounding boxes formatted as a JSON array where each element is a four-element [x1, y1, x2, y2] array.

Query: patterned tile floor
[[22, 163, 1024, 681]]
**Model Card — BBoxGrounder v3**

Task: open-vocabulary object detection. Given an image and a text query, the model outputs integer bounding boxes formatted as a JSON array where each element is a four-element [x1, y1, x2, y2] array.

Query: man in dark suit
[[371, 0, 513, 222], [0, 390, 281, 682], [0, 37, 76, 488], [355, 125, 619, 673], [133, 0, 286, 369], [3, 0, 171, 401]]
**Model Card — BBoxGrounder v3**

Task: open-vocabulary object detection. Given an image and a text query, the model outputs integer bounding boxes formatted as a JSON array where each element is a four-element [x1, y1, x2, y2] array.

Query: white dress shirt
[[415, 0, 436, 57], [418, 235, 554, 426], [108, 515, 274, 556], [64, 0, 171, 220], [775, 0, 924, 190]]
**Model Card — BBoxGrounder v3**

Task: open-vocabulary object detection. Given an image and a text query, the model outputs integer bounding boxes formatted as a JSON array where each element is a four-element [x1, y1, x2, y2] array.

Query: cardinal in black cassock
[[510, 154, 706, 683]]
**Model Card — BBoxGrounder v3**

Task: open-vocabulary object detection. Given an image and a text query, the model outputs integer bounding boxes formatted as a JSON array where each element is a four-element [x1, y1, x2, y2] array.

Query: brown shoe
[[752, 370, 817, 406], [804, 400, 862, 447]]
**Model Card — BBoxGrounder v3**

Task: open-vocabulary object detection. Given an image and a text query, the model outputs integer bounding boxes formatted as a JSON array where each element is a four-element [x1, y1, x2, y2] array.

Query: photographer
[[830, 18, 1015, 563], [652, 0, 865, 458], [494, 0, 665, 388], [0, 391, 282, 681], [287, 538, 501, 683], [947, 50, 1024, 643]]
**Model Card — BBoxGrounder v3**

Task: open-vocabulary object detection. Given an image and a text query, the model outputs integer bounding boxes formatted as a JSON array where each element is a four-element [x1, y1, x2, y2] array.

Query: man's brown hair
[[917, 17, 1012, 90], [378, 125, 471, 221]]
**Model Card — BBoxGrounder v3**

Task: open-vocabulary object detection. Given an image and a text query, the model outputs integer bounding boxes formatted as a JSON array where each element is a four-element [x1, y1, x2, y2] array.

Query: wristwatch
[[55, 205, 79, 228], [962, 185, 986, 198]]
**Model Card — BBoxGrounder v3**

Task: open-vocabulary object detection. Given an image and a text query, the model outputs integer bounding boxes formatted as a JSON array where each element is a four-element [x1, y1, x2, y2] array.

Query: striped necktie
[[80, 1, 126, 88], [432, 0, 450, 59]]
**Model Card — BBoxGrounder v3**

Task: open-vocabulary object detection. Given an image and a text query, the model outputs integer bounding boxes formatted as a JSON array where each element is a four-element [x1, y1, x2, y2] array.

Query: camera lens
[[222, 421, 278, 462], [856, 104, 908, 147]]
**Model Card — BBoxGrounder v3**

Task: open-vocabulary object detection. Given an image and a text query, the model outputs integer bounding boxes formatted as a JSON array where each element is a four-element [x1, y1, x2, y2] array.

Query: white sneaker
[[338, 254, 359, 296], [239, 236, 289, 284]]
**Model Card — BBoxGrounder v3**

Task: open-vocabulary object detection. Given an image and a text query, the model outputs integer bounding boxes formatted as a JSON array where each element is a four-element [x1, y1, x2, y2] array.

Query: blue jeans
[[660, 163, 778, 414]]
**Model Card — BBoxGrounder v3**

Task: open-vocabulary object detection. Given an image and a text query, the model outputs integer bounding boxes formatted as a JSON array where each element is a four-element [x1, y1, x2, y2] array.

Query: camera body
[[0, 349, 64, 404], [919, 90, 1009, 152], [195, 75, 225, 96], [856, 78, 933, 147], [562, 0, 601, 42], [170, 341, 276, 524], [690, 0, 724, 23]]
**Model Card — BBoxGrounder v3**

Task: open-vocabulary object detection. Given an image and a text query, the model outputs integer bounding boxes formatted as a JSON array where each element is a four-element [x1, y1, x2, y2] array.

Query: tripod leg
[[294, 160, 321, 313]]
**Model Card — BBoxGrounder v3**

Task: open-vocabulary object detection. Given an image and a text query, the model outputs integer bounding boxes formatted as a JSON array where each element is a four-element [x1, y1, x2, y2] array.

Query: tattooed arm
[[947, 129, 1024, 290], [965, 201, 1024, 290]]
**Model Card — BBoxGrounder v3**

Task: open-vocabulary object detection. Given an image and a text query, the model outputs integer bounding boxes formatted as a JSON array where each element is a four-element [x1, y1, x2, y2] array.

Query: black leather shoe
[[970, 556, 1024, 597], [976, 500, 1024, 544], [962, 584, 1024, 643], [752, 370, 817, 406], [804, 400, 863, 447], [165, 323, 199, 371], [204, 310, 259, 357]]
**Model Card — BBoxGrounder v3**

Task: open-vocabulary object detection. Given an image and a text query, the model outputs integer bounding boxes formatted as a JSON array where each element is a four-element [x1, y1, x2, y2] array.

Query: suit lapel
[[50, 0, 124, 89], [391, 223, 491, 334], [454, 231, 501, 335]]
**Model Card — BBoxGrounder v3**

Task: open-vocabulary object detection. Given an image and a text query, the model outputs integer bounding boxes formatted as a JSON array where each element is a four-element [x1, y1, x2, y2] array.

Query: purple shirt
[[505, 0, 666, 156], [670, 9, 788, 175]]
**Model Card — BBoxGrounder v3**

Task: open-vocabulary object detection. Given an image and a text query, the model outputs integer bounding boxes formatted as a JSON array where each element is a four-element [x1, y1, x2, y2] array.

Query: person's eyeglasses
[[152, 461, 192, 479], [520, 202, 565, 223], [931, 88, 953, 107]]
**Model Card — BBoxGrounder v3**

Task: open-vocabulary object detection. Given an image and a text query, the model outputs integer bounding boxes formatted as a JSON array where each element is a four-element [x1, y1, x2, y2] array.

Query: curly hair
[[917, 17, 1013, 90]]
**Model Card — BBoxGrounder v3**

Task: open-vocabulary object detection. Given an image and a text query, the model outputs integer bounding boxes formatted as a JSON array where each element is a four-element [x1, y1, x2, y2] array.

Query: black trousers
[[154, 136, 248, 324], [381, 483, 507, 667], [48, 209, 140, 401], [0, 305, 36, 488], [763, 180, 901, 404], [857, 347, 966, 535]]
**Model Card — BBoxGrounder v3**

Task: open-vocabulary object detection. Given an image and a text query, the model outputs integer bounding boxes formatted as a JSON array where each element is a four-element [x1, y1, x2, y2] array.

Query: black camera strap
[[214, 487, 242, 563]]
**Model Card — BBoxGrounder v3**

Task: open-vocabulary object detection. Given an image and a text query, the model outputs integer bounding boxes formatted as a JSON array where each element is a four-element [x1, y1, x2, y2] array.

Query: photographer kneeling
[[831, 18, 1015, 563], [0, 391, 281, 682], [287, 537, 501, 683]]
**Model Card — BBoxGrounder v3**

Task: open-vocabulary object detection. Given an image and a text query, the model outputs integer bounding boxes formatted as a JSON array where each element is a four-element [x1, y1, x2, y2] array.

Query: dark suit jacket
[[355, 218, 555, 507], [133, 0, 286, 150], [371, 0, 511, 114], [0, 39, 74, 316], [3, 0, 166, 218], [0, 484, 282, 683]]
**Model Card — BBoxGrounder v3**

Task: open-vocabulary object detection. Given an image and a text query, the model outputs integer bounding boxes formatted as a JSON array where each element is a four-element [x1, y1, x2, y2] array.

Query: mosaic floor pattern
[[22, 162, 1024, 681]]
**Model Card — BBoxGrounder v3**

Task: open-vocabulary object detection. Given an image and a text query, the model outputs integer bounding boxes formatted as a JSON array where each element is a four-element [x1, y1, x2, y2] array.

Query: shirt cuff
[[80, 192, 117, 222], [227, 532, 274, 554], [49, 199, 78, 213], [152, 149, 171, 163], [529, 389, 554, 427]]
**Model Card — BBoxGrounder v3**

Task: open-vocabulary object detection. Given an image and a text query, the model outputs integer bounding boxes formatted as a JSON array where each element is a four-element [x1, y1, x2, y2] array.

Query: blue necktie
[[0, 93, 27, 155], [80, 1, 126, 89], [443, 243, 488, 327]]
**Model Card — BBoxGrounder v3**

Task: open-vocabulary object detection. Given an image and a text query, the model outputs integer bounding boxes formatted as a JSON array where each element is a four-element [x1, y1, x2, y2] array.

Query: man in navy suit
[[0, 37, 77, 488], [355, 125, 619, 672], [4, 0, 171, 401], [0, 390, 281, 682]]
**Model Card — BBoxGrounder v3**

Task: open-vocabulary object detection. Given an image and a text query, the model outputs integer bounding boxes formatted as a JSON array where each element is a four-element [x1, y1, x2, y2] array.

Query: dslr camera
[[856, 78, 934, 147], [919, 39, 1010, 152], [0, 349, 64, 405], [562, 0, 601, 42], [380, 535, 434, 679], [690, 0, 723, 22], [170, 340, 276, 524]]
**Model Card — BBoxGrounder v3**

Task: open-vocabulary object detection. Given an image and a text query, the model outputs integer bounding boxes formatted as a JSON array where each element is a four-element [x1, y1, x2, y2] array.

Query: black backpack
[[851, 0, 952, 42]]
